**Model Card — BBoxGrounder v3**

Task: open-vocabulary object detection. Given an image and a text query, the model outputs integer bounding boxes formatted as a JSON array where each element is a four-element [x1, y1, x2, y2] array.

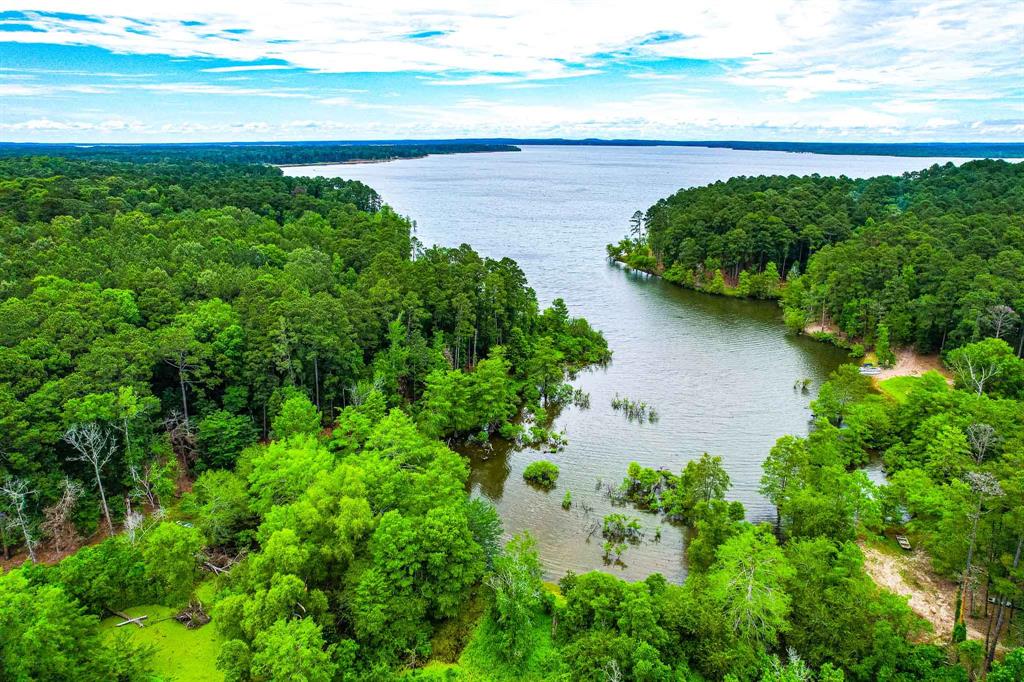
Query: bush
[[198, 410, 258, 470], [522, 460, 559, 488]]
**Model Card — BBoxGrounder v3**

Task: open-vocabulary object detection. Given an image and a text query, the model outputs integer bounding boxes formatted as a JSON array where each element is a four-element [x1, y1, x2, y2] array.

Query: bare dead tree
[[602, 658, 623, 682], [165, 409, 198, 470], [966, 423, 1000, 465], [949, 352, 1001, 397], [129, 462, 159, 510], [40, 477, 82, 554], [64, 422, 116, 536], [123, 507, 145, 545], [984, 304, 1019, 340], [0, 477, 37, 561]]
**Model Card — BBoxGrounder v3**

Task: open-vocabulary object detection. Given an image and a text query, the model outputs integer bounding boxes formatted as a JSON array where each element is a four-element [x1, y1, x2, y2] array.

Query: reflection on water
[[287, 145, 969, 582]]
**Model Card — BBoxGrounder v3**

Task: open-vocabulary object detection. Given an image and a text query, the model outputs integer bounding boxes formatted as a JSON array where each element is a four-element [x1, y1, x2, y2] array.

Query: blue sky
[[0, 1, 1022, 142]]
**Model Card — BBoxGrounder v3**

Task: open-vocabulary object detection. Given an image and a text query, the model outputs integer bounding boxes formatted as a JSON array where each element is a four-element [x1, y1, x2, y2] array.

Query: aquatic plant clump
[[611, 394, 658, 423], [601, 513, 644, 543], [522, 460, 560, 488]]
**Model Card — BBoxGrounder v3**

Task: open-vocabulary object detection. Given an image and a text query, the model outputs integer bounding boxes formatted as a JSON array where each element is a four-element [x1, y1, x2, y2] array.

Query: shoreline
[[276, 148, 516, 169], [611, 258, 952, 380], [276, 155, 427, 168]]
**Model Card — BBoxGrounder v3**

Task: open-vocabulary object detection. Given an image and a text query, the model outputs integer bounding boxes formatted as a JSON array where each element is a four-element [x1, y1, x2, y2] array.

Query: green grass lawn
[[877, 371, 948, 403], [99, 604, 224, 682]]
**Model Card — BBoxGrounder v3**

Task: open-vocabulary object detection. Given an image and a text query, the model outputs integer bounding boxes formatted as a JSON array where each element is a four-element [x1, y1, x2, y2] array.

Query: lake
[[285, 145, 970, 582]]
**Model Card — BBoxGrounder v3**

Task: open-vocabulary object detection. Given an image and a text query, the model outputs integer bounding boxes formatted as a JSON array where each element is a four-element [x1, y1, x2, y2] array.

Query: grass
[[876, 371, 948, 403], [99, 604, 224, 681]]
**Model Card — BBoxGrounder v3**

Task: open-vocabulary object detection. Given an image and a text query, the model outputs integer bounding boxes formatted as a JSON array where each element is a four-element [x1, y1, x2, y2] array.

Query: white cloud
[[3, 0, 1019, 91], [0, 1, 1020, 140], [200, 64, 295, 73]]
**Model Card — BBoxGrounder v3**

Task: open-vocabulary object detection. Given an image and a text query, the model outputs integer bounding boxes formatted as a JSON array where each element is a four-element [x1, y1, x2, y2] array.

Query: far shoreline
[[276, 148, 515, 168]]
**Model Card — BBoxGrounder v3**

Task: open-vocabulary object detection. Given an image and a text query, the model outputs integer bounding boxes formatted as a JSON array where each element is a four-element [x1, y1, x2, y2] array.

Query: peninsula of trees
[[609, 160, 1024, 356]]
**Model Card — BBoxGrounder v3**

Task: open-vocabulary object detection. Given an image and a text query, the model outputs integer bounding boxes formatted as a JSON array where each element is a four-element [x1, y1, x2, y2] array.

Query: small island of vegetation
[[522, 460, 560, 488]]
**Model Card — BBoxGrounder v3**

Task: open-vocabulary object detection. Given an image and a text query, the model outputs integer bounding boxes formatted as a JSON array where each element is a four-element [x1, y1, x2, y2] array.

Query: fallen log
[[115, 615, 148, 628]]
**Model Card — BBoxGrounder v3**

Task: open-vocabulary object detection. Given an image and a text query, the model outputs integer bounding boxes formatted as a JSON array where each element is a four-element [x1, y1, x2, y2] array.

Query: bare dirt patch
[[860, 541, 986, 644], [874, 348, 951, 382]]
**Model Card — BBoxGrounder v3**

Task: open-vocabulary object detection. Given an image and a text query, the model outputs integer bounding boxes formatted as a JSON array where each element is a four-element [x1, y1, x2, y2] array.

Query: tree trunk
[[94, 461, 114, 536], [178, 368, 189, 423], [963, 497, 984, 617], [986, 532, 1023, 668], [313, 356, 320, 409]]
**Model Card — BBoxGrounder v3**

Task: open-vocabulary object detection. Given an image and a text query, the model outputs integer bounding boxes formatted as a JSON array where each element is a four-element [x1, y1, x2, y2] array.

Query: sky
[[0, 1, 1022, 143]]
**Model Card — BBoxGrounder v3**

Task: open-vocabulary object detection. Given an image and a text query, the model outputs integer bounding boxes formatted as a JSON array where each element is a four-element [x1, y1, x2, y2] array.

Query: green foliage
[[250, 618, 337, 682], [184, 469, 254, 548], [55, 536, 153, 613], [141, 521, 204, 606], [946, 338, 1024, 399], [662, 452, 731, 523], [875, 325, 896, 368], [0, 568, 152, 681], [522, 460, 559, 488], [601, 513, 643, 543], [0, 156, 605, 546], [271, 393, 322, 440], [198, 410, 259, 470], [488, 533, 545, 663], [627, 161, 1023, 353]]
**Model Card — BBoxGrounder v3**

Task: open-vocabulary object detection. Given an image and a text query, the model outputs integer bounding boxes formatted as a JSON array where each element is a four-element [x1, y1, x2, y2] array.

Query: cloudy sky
[[1, 1, 1022, 142]]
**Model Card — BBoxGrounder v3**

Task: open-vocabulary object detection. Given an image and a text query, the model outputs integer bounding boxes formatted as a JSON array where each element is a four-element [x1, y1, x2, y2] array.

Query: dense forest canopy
[[610, 160, 1024, 354], [0, 142, 521, 166], [0, 154, 606, 516]]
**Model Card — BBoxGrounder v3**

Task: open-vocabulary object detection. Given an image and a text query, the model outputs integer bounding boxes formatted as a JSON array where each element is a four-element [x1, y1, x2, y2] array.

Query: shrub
[[522, 460, 559, 488]]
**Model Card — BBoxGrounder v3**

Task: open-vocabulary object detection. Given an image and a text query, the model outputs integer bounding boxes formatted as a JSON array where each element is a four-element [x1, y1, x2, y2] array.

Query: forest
[[609, 160, 1024, 355], [0, 151, 1022, 682], [0, 142, 520, 166]]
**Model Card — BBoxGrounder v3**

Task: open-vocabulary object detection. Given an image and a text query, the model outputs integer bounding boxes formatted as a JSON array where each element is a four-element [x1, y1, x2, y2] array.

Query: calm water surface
[[286, 146, 969, 582]]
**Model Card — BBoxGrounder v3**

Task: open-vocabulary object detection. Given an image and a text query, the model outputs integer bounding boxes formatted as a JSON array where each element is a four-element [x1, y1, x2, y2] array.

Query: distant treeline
[[0, 141, 521, 166], [609, 160, 1024, 354], [2, 139, 1019, 160], [517, 139, 1022, 158]]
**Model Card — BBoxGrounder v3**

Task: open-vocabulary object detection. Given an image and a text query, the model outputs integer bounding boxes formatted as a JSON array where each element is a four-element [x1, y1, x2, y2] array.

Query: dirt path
[[860, 541, 986, 643]]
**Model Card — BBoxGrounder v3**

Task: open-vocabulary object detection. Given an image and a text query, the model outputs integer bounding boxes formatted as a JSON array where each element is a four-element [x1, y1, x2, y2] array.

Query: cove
[[285, 145, 971, 581]]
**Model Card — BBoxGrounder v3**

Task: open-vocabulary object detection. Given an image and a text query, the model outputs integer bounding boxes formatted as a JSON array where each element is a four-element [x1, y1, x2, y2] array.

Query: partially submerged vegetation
[[522, 460, 560, 489], [610, 394, 658, 423]]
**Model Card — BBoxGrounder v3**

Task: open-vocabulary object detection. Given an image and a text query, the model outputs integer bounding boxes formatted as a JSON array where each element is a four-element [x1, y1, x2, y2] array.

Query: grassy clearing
[[876, 371, 948, 403], [99, 604, 223, 682]]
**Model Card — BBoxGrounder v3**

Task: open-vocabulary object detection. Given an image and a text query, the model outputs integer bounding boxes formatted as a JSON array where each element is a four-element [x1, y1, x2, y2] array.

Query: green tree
[[141, 521, 204, 606], [271, 393, 322, 439], [487, 532, 544, 663], [250, 618, 336, 682]]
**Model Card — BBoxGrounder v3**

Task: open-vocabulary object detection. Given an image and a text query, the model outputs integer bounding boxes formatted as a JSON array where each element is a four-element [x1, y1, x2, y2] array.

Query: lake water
[[285, 146, 970, 582]]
